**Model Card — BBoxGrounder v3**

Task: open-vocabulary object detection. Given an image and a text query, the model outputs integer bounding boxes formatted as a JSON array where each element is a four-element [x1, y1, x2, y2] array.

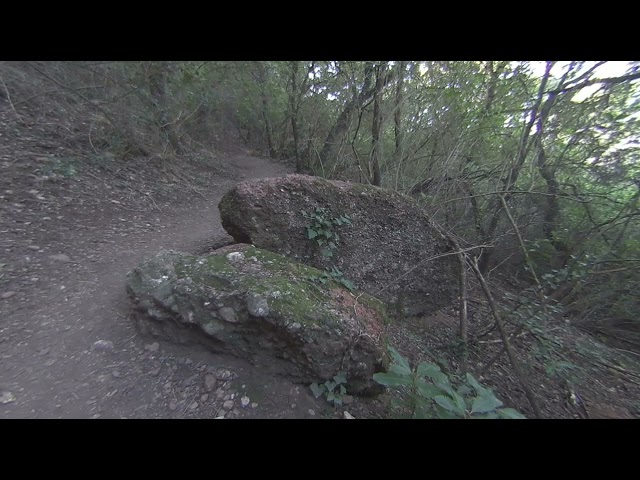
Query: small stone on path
[[92, 340, 114, 351], [204, 374, 217, 391]]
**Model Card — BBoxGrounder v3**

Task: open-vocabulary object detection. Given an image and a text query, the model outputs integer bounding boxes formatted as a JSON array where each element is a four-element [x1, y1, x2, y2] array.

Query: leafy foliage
[[41, 157, 79, 178], [301, 207, 351, 258], [302, 206, 356, 291], [310, 372, 348, 406], [373, 347, 526, 419], [306, 266, 355, 291]]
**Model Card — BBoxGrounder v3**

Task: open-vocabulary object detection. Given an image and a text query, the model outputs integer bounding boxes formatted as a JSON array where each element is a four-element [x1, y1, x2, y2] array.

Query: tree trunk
[[288, 61, 314, 173], [483, 61, 505, 114], [393, 61, 406, 157], [254, 62, 277, 158], [454, 61, 505, 250], [260, 92, 276, 158], [319, 63, 375, 170], [370, 63, 387, 186], [147, 62, 185, 155], [536, 137, 570, 267], [478, 61, 555, 273], [289, 61, 302, 172]]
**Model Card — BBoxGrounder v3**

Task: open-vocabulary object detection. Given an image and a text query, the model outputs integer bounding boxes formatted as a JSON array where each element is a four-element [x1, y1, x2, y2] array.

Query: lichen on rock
[[126, 244, 388, 393]]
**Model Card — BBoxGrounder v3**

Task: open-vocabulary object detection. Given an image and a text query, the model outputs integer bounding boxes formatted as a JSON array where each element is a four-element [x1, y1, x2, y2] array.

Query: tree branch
[[468, 257, 543, 418], [548, 71, 640, 96]]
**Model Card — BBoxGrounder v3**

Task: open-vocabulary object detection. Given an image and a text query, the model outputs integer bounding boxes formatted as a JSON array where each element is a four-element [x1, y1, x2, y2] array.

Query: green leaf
[[321, 248, 333, 257], [340, 278, 355, 291], [434, 395, 465, 416], [340, 385, 346, 395], [415, 378, 445, 398], [324, 380, 337, 392], [472, 412, 499, 419], [373, 372, 412, 388], [456, 384, 473, 398], [414, 396, 434, 418], [388, 346, 411, 373], [422, 367, 448, 384], [389, 363, 412, 376], [430, 372, 454, 396], [497, 408, 526, 419], [471, 394, 503, 414], [326, 391, 335, 402], [465, 373, 489, 396], [333, 373, 347, 385], [332, 396, 342, 406], [450, 390, 467, 414], [310, 383, 324, 398], [307, 228, 318, 240], [417, 362, 441, 377]]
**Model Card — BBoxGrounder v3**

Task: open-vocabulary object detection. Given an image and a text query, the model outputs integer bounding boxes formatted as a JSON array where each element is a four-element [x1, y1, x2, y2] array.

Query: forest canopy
[[2, 60, 639, 337]]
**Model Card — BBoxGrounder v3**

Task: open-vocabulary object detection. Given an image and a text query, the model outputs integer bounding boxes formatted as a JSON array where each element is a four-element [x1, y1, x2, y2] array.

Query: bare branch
[[468, 257, 543, 418], [548, 71, 640, 96], [374, 244, 492, 297]]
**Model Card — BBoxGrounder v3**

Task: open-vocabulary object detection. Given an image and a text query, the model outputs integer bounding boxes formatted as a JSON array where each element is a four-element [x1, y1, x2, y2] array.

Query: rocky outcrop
[[126, 244, 387, 394], [219, 175, 458, 317]]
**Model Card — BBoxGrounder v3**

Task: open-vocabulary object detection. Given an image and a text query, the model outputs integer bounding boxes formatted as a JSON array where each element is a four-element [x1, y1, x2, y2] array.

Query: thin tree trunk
[[370, 63, 387, 186], [479, 61, 555, 273], [254, 62, 277, 158], [393, 61, 406, 156], [319, 63, 375, 169], [261, 92, 275, 158], [288, 61, 313, 173], [536, 138, 570, 267], [147, 62, 184, 155], [483, 61, 505, 114], [289, 61, 302, 172]]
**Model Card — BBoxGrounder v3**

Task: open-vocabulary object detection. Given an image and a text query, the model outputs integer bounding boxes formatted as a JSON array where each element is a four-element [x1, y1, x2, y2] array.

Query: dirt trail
[[0, 155, 328, 419], [6, 153, 637, 420]]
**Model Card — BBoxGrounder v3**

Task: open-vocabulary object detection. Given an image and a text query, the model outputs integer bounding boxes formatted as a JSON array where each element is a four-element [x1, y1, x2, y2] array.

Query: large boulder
[[126, 244, 387, 394], [219, 175, 458, 317]]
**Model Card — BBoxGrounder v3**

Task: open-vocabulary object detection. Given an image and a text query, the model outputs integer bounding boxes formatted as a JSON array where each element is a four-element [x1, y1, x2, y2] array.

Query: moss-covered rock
[[219, 174, 458, 317], [126, 244, 387, 394]]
